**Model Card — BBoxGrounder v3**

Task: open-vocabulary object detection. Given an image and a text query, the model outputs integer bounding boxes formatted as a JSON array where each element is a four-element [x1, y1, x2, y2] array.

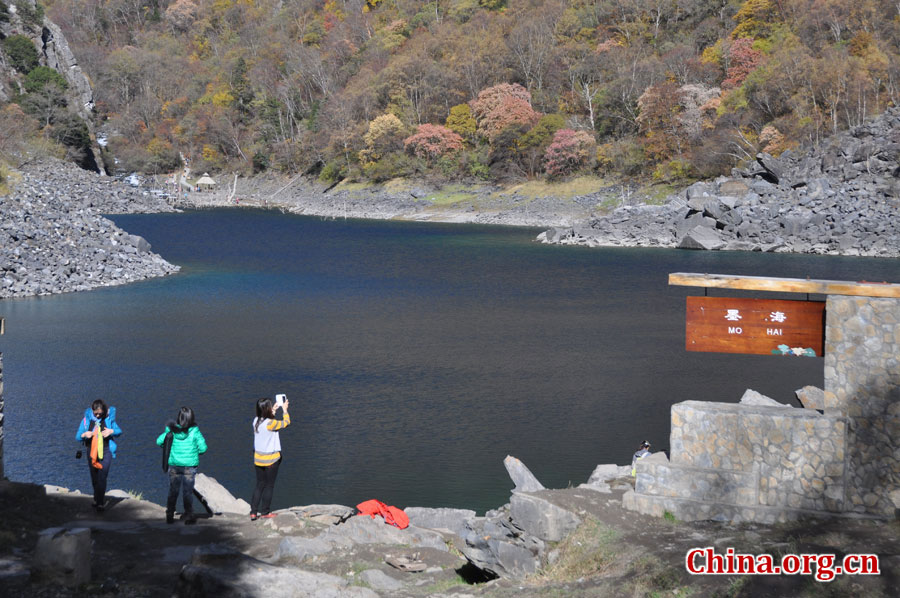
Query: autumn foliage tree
[[469, 83, 541, 142], [723, 38, 764, 89], [543, 129, 596, 178], [23, 0, 900, 183], [404, 124, 464, 161], [445, 104, 477, 141], [359, 114, 407, 164], [636, 82, 687, 163]]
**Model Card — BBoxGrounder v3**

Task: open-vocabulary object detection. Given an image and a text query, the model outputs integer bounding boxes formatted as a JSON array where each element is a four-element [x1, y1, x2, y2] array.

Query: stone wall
[[824, 296, 900, 516], [625, 293, 899, 522], [625, 401, 848, 523]]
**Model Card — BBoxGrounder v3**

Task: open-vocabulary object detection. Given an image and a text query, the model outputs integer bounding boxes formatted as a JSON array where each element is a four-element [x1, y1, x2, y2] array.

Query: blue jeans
[[166, 466, 197, 515]]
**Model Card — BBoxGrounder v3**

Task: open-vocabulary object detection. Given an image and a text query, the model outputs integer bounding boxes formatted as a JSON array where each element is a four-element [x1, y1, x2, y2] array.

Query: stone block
[[677, 225, 726, 250], [290, 504, 355, 525], [405, 507, 475, 539], [359, 569, 403, 591], [194, 473, 251, 515], [32, 527, 91, 586], [509, 492, 581, 542], [503, 455, 545, 492], [586, 463, 628, 485], [326, 516, 448, 552], [740, 389, 792, 408]]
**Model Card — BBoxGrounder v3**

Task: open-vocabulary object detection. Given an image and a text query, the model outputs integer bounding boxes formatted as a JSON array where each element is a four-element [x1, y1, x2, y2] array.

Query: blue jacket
[[76, 406, 123, 458]]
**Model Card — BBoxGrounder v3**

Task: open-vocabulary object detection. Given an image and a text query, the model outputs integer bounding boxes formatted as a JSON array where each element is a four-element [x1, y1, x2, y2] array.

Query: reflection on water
[[2, 210, 898, 513]]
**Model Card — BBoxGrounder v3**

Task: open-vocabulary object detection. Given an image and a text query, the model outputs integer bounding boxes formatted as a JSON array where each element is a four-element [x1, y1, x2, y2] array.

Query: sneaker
[[258, 512, 277, 519], [250, 513, 258, 521], [183, 516, 197, 525], [166, 510, 175, 524]]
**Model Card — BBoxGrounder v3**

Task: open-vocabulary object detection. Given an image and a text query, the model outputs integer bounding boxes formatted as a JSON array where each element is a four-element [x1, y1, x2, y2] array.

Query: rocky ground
[[0, 159, 179, 299], [0, 462, 896, 598], [170, 174, 599, 228], [541, 107, 900, 257]]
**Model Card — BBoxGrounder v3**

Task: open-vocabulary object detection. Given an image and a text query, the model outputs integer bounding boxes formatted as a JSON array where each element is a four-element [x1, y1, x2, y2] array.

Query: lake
[[2, 209, 897, 514]]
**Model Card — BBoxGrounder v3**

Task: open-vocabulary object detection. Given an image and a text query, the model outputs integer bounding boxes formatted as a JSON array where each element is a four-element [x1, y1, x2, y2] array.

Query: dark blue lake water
[[2, 210, 898, 513]]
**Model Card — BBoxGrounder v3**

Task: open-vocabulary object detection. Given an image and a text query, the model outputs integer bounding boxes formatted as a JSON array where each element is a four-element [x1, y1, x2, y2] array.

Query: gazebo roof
[[195, 173, 216, 185]]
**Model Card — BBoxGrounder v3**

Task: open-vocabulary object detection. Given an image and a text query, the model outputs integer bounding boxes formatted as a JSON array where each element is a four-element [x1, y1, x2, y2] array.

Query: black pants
[[88, 449, 112, 506], [250, 458, 281, 515]]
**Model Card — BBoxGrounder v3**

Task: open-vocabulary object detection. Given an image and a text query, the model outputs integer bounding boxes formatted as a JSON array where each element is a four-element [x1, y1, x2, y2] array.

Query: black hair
[[254, 398, 274, 432], [176, 406, 196, 430], [91, 399, 108, 420]]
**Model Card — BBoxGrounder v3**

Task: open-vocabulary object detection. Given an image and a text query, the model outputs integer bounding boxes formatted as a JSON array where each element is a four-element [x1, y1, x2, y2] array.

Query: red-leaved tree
[[403, 123, 464, 160], [543, 129, 596, 178], [723, 38, 763, 89], [469, 83, 541, 142]]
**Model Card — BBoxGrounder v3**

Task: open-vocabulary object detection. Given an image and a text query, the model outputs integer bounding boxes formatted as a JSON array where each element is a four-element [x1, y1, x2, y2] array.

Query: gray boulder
[[461, 515, 543, 580], [405, 506, 475, 539], [585, 463, 631, 487], [194, 473, 251, 515], [290, 504, 355, 526], [32, 527, 91, 586], [503, 455, 545, 492], [275, 536, 337, 563], [359, 569, 403, 591], [739, 389, 792, 408], [325, 516, 448, 552], [675, 211, 715, 239], [795, 385, 826, 410], [678, 226, 726, 250], [509, 492, 581, 542], [718, 179, 750, 196]]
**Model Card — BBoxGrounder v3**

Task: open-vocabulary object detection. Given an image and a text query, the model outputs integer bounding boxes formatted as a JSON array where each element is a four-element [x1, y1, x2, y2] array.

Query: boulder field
[[0, 159, 179, 299], [540, 107, 900, 257]]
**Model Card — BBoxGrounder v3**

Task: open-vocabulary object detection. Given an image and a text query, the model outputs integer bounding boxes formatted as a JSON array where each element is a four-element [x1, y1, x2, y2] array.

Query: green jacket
[[156, 424, 207, 467]]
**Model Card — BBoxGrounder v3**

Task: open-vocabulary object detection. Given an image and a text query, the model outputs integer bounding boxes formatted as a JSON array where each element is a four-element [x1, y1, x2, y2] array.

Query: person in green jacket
[[156, 407, 207, 524]]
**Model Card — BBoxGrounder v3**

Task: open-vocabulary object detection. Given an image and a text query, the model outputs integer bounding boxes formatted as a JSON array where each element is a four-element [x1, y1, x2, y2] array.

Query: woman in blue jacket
[[76, 399, 122, 511]]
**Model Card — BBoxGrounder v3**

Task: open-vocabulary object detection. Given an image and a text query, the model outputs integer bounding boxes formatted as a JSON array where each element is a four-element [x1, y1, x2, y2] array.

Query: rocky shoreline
[[4, 106, 900, 300], [2, 454, 896, 597], [540, 107, 900, 257], [0, 159, 179, 299]]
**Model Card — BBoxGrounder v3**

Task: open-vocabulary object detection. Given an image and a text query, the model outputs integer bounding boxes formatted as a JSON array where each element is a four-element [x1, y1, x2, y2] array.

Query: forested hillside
[[6, 0, 900, 185]]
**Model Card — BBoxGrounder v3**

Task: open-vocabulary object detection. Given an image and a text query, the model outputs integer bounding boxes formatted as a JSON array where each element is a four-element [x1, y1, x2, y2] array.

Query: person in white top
[[250, 397, 291, 520]]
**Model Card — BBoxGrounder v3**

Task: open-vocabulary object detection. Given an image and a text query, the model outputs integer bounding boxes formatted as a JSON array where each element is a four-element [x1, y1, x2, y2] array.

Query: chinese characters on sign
[[685, 297, 825, 356]]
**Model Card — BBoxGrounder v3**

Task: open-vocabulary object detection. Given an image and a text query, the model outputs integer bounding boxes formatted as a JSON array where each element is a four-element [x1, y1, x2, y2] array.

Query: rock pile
[[1, 159, 179, 298], [540, 107, 900, 257]]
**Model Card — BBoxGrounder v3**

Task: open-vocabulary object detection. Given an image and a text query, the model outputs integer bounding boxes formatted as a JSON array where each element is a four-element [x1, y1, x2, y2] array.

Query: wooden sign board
[[686, 297, 825, 357]]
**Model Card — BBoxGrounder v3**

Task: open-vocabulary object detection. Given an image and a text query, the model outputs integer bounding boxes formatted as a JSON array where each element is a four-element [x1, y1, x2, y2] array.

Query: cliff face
[[0, 0, 104, 173]]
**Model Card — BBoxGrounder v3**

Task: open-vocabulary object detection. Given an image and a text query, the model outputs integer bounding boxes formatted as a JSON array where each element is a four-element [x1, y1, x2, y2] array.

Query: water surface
[[2, 210, 897, 513]]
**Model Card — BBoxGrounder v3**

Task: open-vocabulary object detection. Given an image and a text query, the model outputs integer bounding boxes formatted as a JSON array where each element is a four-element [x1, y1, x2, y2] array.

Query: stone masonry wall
[[669, 401, 847, 512], [824, 296, 900, 516], [626, 293, 900, 523]]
